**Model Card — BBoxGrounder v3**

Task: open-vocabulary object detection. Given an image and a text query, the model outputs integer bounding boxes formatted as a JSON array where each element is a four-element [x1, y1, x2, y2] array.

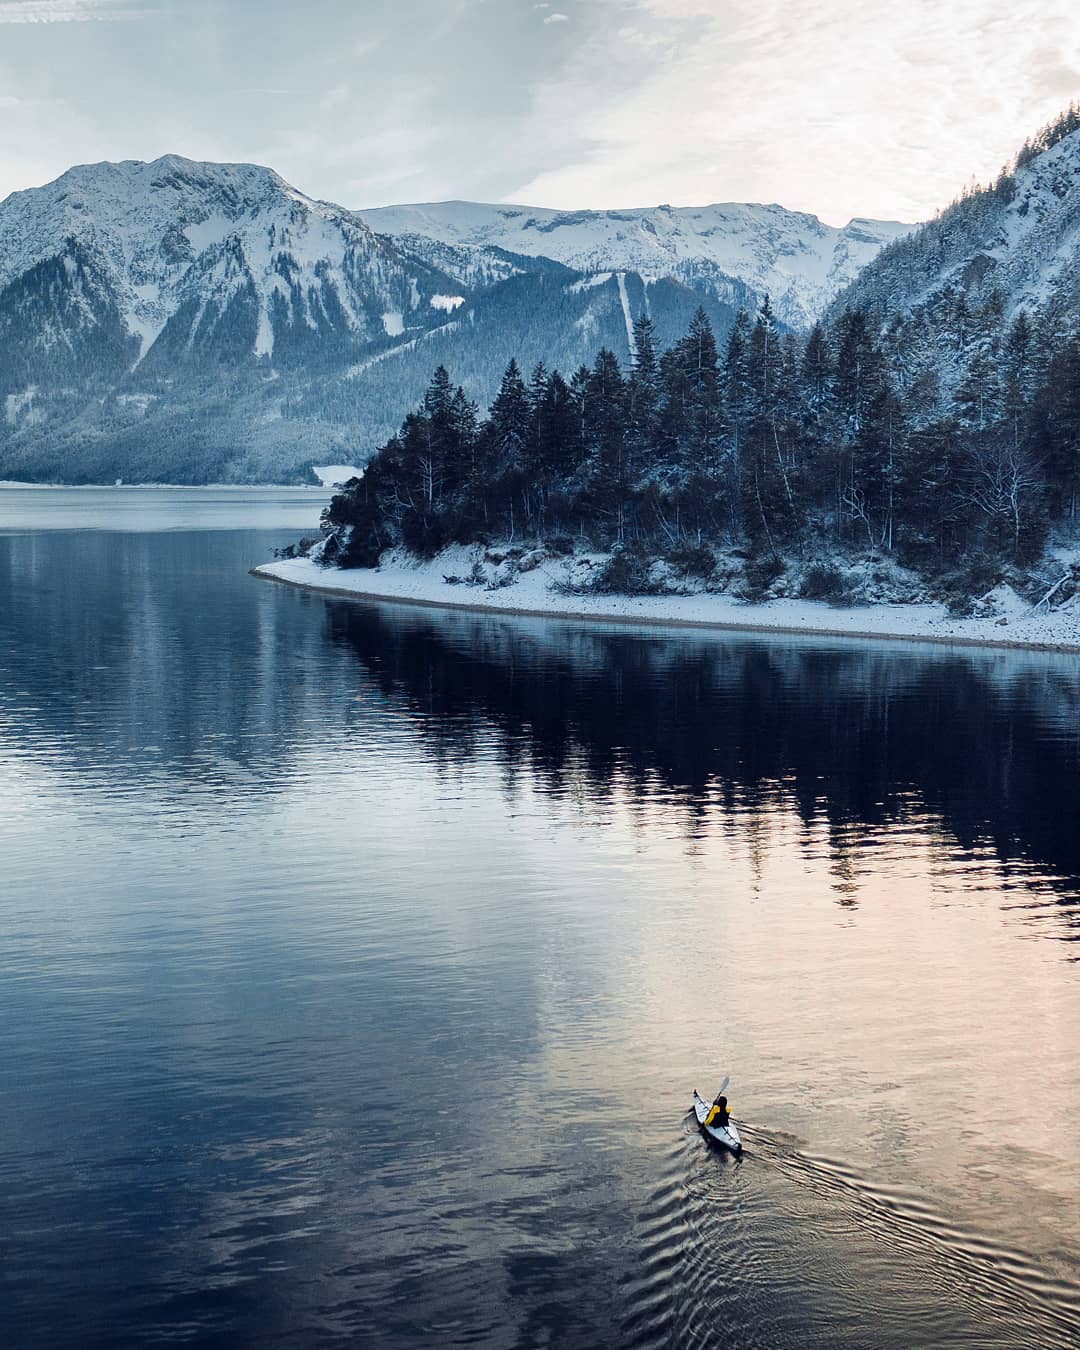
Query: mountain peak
[[10, 154, 305, 217]]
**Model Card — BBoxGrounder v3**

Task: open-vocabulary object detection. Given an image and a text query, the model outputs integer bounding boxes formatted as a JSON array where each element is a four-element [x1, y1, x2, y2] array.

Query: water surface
[[1, 488, 1078, 1348]]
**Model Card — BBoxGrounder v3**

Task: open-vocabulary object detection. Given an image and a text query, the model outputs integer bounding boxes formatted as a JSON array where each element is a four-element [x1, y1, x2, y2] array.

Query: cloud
[[0, 0, 142, 21], [2, 0, 1077, 226], [509, 0, 1080, 224]]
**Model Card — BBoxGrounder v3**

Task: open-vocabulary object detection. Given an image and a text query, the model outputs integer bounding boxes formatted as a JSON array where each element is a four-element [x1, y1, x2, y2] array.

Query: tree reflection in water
[[324, 598, 1080, 939]]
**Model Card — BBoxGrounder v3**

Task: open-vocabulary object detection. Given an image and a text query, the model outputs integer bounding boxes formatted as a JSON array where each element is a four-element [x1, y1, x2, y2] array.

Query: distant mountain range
[[1, 112, 1079, 486], [0, 156, 908, 483], [357, 200, 909, 332]]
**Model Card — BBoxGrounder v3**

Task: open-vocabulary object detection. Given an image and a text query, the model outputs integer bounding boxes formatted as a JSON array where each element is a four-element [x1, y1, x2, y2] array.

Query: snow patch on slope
[[616, 272, 636, 362]]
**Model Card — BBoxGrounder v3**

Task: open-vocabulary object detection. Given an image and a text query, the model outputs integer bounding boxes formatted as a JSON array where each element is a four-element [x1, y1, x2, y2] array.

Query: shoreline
[[252, 555, 1080, 655]]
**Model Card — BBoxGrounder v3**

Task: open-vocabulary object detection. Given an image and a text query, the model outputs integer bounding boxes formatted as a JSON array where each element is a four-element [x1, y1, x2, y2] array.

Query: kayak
[[693, 1089, 742, 1154]]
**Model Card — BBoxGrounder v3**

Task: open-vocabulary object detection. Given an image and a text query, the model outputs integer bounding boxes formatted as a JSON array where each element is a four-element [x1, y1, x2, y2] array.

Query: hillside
[[0, 158, 908, 483], [830, 110, 1080, 334]]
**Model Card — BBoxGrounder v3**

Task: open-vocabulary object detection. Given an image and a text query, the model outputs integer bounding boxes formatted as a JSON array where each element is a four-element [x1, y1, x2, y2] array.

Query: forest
[[319, 283, 1080, 601]]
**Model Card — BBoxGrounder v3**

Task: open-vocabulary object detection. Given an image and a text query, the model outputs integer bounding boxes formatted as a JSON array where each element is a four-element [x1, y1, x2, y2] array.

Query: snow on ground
[[254, 547, 1080, 652], [5, 388, 36, 426], [311, 465, 363, 486], [568, 272, 613, 292]]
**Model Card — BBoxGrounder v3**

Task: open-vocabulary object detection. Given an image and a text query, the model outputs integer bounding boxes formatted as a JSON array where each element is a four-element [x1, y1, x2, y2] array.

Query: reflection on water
[[324, 599, 1080, 938], [0, 514, 1078, 1349]]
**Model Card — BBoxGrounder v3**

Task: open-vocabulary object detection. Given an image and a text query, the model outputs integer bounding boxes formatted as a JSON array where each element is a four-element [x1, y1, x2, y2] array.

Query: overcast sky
[[0, 0, 1077, 224]]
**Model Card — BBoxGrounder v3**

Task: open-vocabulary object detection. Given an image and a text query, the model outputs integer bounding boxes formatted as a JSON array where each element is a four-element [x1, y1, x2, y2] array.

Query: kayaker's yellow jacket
[[705, 1105, 730, 1127]]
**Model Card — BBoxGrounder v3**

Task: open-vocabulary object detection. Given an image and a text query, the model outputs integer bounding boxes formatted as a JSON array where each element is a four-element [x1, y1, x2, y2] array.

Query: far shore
[[0, 480, 330, 491], [252, 553, 1080, 656]]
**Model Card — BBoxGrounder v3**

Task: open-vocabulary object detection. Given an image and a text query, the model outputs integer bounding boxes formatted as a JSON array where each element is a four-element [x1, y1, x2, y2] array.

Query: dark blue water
[[1, 491, 1078, 1348]]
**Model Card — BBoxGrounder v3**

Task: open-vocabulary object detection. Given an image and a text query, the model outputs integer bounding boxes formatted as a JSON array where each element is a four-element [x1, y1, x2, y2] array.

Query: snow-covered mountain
[[360, 200, 912, 330], [0, 154, 464, 373], [829, 119, 1080, 327]]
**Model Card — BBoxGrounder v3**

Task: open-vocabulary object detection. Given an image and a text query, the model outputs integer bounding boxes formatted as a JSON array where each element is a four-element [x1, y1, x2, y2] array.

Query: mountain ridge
[[359, 197, 911, 331]]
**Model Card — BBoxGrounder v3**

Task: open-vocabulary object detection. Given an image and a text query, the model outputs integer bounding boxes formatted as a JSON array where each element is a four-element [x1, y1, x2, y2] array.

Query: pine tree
[[524, 361, 549, 475], [746, 296, 782, 423], [684, 308, 724, 478], [487, 358, 532, 534], [800, 324, 833, 430], [1034, 332, 1080, 521], [1002, 311, 1035, 441], [537, 370, 580, 482], [449, 387, 479, 500], [489, 359, 530, 473], [722, 311, 753, 534], [586, 348, 628, 537], [954, 343, 1002, 431], [626, 315, 661, 480], [657, 342, 693, 473], [740, 298, 798, 552]]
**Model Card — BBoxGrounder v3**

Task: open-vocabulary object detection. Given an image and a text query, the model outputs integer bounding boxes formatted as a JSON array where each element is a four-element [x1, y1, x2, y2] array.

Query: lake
[[1, 487, 1078, 1349]]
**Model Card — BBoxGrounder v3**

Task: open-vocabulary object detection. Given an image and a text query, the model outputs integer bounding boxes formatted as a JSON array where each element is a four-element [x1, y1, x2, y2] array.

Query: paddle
[[714, 1074, 729, 1101]]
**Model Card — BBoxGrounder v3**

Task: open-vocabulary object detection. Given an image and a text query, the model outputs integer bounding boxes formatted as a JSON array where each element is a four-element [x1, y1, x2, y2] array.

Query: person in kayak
[[705, 1095, 730, 1129]]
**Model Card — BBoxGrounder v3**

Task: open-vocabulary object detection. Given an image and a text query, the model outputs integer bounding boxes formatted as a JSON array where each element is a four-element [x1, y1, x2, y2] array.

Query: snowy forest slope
[[830, 111, 1080, 332]]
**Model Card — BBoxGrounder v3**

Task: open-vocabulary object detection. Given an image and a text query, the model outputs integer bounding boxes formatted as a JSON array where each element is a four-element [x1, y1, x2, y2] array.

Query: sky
[[0, 0, 1077, 225]]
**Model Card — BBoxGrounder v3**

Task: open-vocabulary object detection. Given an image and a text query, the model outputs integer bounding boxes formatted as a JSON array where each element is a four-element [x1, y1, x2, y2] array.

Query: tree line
[[324, 295, 1080, 585]]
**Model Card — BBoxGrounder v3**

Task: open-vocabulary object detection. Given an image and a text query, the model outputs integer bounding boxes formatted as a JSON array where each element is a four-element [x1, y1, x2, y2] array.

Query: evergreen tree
[[525, 360, 549, 477], [1002, 311, 1036, 441], [626, 315, 661, 480], [537, 370, 580, 482], [489, 359, 530, 474], [746, 296, 783, 423], [317, 282, 1080, 589], [684, 308, 724, 478], [1034, 331, 1080, 521], [722, 311, 753, 533], [585, 348, 628, 536]]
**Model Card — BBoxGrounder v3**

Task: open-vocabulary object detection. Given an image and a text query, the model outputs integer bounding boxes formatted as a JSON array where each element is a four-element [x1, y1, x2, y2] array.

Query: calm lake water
[[1, 488, 1078, 1349]]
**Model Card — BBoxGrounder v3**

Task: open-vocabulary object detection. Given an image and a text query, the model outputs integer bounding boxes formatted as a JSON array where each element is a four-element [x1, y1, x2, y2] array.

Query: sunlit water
[[1, 488, 1078, 1349]]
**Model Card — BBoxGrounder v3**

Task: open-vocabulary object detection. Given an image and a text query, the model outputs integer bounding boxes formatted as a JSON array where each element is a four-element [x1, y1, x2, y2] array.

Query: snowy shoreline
[[253, 549, 1080, 654]]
